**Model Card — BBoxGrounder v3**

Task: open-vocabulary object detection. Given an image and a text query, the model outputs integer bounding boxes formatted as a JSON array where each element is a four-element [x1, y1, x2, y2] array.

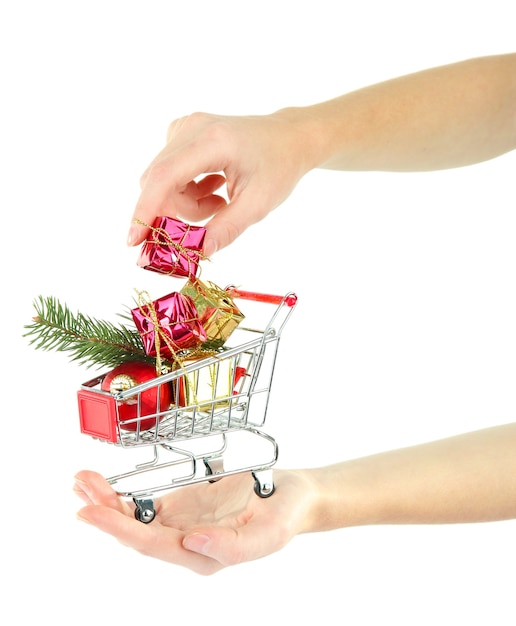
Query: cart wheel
[[252, 469, 275, 498], [133, 498, 156, 524], [253, 478, 275, 498], [204, 457, 224, 483]]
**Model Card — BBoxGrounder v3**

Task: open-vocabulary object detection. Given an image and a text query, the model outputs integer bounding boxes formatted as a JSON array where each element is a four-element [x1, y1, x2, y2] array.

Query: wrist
[[298, 461, 387, 534], [271, 106, 333, 174]]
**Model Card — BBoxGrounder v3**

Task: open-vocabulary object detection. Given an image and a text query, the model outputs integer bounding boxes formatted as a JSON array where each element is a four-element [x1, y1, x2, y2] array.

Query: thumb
[[183, 523, 285, 567]]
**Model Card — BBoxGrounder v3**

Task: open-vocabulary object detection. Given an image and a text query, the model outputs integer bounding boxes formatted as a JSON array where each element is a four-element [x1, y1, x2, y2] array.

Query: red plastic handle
[[226, 287, 297, 307]]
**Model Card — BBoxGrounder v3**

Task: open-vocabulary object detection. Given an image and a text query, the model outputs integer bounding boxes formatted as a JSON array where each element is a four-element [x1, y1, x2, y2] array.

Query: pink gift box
[[131, 292, 207, 358], [137, 216, 206, 279]]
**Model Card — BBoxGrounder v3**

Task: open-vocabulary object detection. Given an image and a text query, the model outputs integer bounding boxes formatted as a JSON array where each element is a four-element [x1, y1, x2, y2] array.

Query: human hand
[[127, 110, 314, 257], [74, 468, 314, 575]]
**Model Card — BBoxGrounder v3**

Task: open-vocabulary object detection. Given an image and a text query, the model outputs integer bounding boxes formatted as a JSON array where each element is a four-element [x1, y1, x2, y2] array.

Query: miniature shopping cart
[[77, 288, 297, 523]]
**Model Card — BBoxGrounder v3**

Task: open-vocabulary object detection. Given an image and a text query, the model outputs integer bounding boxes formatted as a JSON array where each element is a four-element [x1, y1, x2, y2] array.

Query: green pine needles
[[24, 295, 154, 370]]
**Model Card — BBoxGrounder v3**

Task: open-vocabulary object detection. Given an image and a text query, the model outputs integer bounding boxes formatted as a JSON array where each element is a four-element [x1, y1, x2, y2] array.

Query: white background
[[2, 1, 515, 624]]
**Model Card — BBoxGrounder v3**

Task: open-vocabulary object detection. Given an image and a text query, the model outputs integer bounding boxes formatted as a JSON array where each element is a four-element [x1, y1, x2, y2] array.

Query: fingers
[[76, 500, 162, 557], [188, 173, 227, 198], [202, 190, 270, 255], [73, 470, 225, 575], [127, 159, 176, 246], [73, 470, 130, 514], [182, 518, 289, 567], [181, 471, 311, 567], [127, 109, 304, 253], [128, 127, 230, 247], [77, 501, 225, 575], [127, 175, 228, 248]]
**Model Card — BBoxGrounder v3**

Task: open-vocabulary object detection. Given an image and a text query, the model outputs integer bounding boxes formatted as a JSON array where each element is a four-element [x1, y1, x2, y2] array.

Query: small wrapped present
[[137, 216, 206, 279], [180, 279, 245, 348], [131, 291, 207, 359], [173, 353, 247, 410]]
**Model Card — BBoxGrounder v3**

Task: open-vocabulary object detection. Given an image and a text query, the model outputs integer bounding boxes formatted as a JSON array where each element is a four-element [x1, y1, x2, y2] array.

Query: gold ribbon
[[183, 278, 244, 345], [134, 289, 180, 375], [134, 290, 216, 407]]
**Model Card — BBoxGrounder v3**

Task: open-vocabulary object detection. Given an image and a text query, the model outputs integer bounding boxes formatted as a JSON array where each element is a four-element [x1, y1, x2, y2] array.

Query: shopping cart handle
[[225, 287, 297, 307]]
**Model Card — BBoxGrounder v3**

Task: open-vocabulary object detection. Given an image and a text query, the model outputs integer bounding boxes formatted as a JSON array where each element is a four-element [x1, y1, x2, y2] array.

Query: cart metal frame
[[77, 288, 297, 522]]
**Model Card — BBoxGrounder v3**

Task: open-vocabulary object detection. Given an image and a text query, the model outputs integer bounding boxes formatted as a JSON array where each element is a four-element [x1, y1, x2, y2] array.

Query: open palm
[[74, 468, 312, 575]]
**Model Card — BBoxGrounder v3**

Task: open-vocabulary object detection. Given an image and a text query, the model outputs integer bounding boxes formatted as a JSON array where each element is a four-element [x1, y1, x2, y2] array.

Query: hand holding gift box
[[136, 216, 206, 279]]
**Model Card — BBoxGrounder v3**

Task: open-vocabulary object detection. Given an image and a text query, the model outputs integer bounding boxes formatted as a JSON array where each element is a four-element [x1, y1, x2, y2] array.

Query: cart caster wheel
[[204, 456, 224, 483], [252, 469, 275, 498], [133, 498, 156, 524], [254, 478, 275, 498]]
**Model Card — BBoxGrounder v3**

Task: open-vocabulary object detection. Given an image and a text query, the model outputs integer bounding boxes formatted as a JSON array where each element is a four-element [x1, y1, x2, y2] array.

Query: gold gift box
[[173, 355, 247, 410], [180, 279, 244, 349]]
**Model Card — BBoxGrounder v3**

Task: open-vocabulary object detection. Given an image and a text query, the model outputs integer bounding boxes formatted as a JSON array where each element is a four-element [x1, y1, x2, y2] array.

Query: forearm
[[277, 53, 516, 173], [301, 422, 516, 532]]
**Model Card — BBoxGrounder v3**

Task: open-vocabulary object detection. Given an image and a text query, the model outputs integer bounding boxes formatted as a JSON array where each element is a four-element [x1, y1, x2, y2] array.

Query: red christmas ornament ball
[[101, 361, 171, 432]]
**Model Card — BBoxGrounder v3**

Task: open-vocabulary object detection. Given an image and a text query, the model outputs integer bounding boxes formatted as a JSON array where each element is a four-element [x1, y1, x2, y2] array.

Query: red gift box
[[131, 291, 207, 358], [137, 216, 206, 279]]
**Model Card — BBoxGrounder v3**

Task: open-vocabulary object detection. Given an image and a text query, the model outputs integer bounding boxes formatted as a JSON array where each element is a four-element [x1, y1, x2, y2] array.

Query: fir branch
[[23, 295, 155, 370]]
